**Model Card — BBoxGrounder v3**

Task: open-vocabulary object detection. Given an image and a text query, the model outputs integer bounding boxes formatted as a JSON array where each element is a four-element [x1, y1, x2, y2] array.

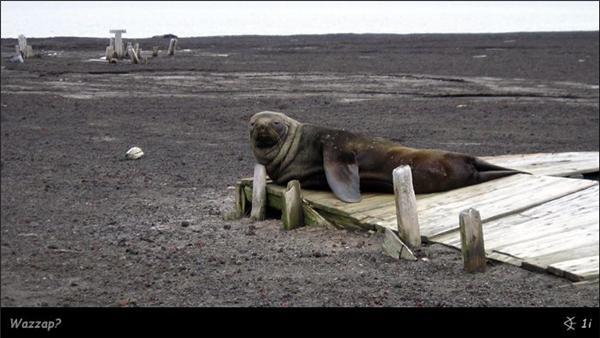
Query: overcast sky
[[1, 1, 599, 38]]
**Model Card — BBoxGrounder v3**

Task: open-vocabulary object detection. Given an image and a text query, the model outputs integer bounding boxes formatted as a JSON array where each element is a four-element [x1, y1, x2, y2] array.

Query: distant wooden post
[[134, 43, 140, 57], [18, 34, 27, 54], [250, 164, 267, 221], [393, 166, 421, 248], [282, 180, 304, 230], [459, 208, 487, 273], [127, 45, 139, 64], [152, 46, 159, 57], [105, 46, 115, 62], [109, 29, 126, 58], [17, 34, 33, 58], [167, 38, 177, 56], [25, 45, 33, 58]]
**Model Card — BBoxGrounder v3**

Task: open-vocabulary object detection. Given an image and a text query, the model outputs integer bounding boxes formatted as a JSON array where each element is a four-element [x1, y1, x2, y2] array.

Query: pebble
[[223, 224, 231, 230], [181, 221, 190, 227]]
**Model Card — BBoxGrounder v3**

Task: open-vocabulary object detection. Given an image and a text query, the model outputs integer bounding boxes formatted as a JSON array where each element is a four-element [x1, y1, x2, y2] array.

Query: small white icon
[[563, 316, 576, 331]]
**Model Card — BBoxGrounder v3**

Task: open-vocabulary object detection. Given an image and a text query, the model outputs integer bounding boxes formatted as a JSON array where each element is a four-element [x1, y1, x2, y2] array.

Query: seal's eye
[[273, 121, 280, 125]]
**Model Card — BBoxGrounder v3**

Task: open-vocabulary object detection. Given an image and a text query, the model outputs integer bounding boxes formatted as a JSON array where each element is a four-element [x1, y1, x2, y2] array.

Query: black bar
[[1, 307, 598, 338]]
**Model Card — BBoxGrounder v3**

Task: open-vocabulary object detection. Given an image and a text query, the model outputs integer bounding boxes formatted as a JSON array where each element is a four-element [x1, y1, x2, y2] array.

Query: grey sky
[[1, 1, 598, 38]]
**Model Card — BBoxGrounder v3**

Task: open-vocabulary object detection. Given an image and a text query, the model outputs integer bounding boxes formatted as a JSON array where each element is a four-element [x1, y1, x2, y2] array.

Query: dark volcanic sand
[[1, 32, 598, 307]]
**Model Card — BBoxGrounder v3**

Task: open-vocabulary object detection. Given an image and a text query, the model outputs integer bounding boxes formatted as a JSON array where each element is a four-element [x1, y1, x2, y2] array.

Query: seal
[[249, 111, 523, 203]]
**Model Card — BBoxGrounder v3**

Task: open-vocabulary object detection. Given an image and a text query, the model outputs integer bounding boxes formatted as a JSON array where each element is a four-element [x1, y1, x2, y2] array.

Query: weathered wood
[[152, 46, 159, 57], [400, 174, 596, 238], [234, 182, 247, 218], [110, 29, 126, 58], [127, 46, 139, 64], [459, 208, 486, 273], [134, 42, 140, 57], [282, 180, 304, 230], [25, 45, 33, 58], [302, 202, 334, 228], [393, 166, 421, 248], [235, 152, 599, 281], [382, 228, 417, 260], [547, 256, 599, 281], [250, 164, 267, 221], [105, 46, 115, 62], [167, 38, 177, 56], [18, 34, 27, 52], [480, 152, 599, 177]]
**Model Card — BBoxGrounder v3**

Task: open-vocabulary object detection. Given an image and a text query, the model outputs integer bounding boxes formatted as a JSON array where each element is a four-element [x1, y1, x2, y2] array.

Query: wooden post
[[25, 45, 33, 58], [127, 45, 139, 64], [167, 38, 177, 56], [134, 43, 140, 57], [105, 46, 115, 62], [393, 166, 421, 248], [110, 29, 126, 58], [459, 208, 486, 273], [282, 180, 304, 230], [18, 34, 27, 54], [250, 164, 267, 221], [109, 38, 114, 49], [233, 183, 247, 218], [152, 46, 159, 57]]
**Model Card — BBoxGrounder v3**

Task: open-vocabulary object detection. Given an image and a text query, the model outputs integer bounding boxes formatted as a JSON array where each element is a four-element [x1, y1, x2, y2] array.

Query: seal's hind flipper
[[477, 170, 523, 182], [473, 157, 530, 175], [323, 144, 361, 203]]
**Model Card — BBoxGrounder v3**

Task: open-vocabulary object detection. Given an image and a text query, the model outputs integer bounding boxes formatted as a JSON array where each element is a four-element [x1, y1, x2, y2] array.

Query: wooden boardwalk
[[237, 152, 599, 281]]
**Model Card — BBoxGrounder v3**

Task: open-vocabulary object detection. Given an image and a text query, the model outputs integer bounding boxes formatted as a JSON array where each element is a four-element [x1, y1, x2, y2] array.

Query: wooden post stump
[[250, 164, 267, 221], [234, 183, 247, 218], [127, 45, 140, 64], [459, 208, 486, 273], [167, 38, 177, 56], [152, 46, 159, 57], [282, 180, 304, 230], [393, 166, 421, 248]]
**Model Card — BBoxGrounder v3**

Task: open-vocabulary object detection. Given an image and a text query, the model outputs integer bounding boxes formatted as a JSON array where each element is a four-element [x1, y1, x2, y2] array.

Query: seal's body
[[250, 111, 522, 203]]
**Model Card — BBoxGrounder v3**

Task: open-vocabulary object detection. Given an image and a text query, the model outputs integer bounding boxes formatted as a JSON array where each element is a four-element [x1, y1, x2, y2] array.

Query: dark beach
[[1, 32, 598, 306]]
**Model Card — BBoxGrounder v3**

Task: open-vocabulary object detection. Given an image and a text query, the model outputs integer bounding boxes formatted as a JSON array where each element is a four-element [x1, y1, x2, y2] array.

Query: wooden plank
[[430, 185, 598, 249], [393, 166, 421, 248], [459, 208, 486, 273], [547, 256, 599, 281], [397, 175, 595, 238], [481, 152, 599, 176], [487, 251, 523, 266], [492, 226, 598, 261], [382, 228, 417, 261], [522, 243, 599, 272]]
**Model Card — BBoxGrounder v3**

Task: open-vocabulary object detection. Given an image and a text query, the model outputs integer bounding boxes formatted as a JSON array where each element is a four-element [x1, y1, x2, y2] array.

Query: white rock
[[125, 146, 144, 160]]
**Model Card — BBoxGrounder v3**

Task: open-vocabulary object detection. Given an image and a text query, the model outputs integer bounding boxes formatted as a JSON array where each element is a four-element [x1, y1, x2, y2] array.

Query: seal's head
[[249, 111, 301, 165]]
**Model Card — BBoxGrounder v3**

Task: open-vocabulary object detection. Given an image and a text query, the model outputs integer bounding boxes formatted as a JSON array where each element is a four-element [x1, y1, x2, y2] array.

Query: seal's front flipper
[[323, 144, 361, 203]]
